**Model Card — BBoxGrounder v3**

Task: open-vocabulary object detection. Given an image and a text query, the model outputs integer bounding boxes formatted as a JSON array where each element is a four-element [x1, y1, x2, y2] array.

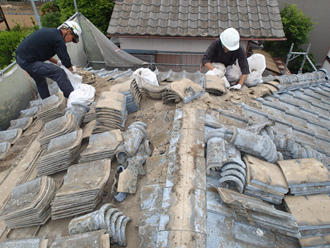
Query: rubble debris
[[243, 155, 288, 204], [51, 159, 111, 219], [68, 204, 131, 247], [50, 230, 110, 248], [111, 165, 127, 202], [278, 158, 330, 195], [284, 194, 330, 247], [37, 129, 82, 176], [0, 176, 55, 229]]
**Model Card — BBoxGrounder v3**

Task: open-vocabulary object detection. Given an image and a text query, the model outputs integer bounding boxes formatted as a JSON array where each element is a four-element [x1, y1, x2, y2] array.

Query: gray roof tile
[[108, 0, 285, 38]]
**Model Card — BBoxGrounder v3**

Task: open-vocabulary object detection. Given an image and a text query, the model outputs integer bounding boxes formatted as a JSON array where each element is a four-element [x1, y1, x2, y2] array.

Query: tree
[[40, 0, 62, 28], [0, 21, 38, 69], [264, 4, 316, 73], [58, 0, 114, 34]]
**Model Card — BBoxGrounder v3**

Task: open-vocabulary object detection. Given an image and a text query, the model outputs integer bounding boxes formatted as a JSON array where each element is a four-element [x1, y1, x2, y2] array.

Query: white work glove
[[223, 77, 230, 88], [57, 60, 62, 66], [230, 84, 242, 90], [72, 65, 77, 73], [212, 68, 224, 78]]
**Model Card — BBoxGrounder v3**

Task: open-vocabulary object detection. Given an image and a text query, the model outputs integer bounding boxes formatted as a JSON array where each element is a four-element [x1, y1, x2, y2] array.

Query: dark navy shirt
[[202, 39, 250, 75], [15, 28, 72, 68]]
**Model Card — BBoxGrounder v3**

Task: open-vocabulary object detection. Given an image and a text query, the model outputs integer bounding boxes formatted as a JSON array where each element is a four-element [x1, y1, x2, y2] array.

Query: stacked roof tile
[[108, 0, 285, 38]]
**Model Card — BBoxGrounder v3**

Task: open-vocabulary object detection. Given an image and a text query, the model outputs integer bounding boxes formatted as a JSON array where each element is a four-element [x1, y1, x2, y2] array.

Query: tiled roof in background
[[108, 0, 285, 38]]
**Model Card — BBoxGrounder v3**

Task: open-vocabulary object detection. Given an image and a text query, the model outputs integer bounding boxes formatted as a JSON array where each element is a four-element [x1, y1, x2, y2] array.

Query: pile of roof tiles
[[79, 129, 123, 163], [37, 129, 82, 176], [0, 176, 55, 229], [92, 91, 127, 133], [51, 159, 111, 220], [36, 92, 66, 123], [8, 117, 33, 131], [38, 113, 79, 150], [0, 236, 48, 248], [110, 78, 142, 113], [162, 78, 204, 104]]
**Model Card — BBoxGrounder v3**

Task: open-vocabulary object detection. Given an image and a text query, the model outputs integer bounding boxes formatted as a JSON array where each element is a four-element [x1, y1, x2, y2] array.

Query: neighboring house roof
[[108, 0, 285, 40]]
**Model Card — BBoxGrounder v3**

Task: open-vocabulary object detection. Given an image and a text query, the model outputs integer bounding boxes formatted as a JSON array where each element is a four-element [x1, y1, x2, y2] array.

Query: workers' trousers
[[16, 56, 74, 99]]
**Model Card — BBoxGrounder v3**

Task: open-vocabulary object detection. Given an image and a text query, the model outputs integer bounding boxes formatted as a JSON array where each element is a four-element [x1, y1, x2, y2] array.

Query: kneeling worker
[[202, 27, 249, 90], [15, 21, 81, 99]]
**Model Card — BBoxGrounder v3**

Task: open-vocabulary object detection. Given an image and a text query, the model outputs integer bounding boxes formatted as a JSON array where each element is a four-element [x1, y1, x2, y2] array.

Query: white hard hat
[[220, 28, 240, 51], [62, 21, 81, 43]]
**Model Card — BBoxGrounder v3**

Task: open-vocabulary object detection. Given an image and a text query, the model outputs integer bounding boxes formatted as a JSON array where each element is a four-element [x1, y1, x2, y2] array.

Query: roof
[[108, 0, 285, 39], [1, 66, 330, 247]]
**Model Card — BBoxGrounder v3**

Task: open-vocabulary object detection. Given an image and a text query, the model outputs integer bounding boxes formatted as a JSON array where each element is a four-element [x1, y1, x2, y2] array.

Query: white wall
[[120, 38, 248, 54], [277, 0, 330, 66]]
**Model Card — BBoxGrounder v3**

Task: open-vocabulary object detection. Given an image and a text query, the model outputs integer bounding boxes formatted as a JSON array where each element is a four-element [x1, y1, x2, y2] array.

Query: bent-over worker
[[202, 27, 250, 90], [15, 21, 81, 99]]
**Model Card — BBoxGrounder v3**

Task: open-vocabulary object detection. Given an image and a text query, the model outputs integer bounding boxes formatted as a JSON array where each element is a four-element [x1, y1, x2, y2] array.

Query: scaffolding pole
[[282, 43, 317, 75]]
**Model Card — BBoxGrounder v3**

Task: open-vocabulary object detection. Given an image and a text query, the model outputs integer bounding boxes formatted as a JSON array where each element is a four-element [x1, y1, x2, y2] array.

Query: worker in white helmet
[[15, 20, 81, 99], [202, 28, 250, 90]]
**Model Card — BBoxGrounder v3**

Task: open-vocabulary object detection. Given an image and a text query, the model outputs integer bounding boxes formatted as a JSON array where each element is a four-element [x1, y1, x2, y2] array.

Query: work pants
[[16, 56, 74, 99]]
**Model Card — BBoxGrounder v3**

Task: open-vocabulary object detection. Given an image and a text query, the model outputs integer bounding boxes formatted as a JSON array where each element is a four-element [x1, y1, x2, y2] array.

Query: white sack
[[61, 66, 96, 108], [130, 68, 159, 88], [245, 54, 266, 87]]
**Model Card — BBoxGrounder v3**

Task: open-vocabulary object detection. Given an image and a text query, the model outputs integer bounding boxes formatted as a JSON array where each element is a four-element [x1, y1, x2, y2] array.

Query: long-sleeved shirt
[[202, 39, 250, 75], [15, 28, 72, 68]]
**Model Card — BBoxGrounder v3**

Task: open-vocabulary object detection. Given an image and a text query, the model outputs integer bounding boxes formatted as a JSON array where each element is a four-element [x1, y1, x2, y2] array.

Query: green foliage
[[58, 0, 114, 34], [40, 0, 62, 28], [0, 31, 25, 69], [264, 4, 316, 73], [40, 0, 60, 15], [41, 11, 62, 28], [0, 22, 38, 69]]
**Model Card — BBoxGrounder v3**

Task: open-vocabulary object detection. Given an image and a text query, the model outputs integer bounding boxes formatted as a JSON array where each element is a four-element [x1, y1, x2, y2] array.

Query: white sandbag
[[60, 66, 95, 108], [60, 65, 83, 90], [245, 54, 266, 87], [130, 68, 159, 88], [67, 83, 95, 108]]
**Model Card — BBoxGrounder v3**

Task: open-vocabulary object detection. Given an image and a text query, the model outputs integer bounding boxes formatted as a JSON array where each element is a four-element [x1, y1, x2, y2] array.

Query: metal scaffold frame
[[282, 43, 317, 75]]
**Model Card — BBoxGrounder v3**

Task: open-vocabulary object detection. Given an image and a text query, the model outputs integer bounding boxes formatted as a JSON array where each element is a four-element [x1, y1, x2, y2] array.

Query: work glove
[[223, 77, 230, 88], [57, 60, 62, 66], [230, 84, 242, 90], [72, 65, 77, 73], [212, 68, 224, 78]]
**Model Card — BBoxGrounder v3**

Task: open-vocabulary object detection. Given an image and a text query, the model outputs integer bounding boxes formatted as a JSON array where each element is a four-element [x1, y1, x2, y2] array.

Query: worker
[[202, 27, 250, 90], [15, 21, 81, 99]]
